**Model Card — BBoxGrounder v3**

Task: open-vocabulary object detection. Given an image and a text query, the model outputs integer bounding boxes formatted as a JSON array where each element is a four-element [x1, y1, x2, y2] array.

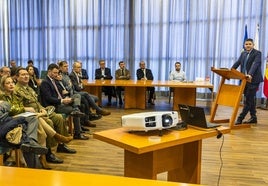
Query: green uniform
[[14, 83, 68, 147]]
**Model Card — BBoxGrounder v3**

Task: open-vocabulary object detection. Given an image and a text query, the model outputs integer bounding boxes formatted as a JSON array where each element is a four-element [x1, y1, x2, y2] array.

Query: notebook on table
[[178, 104, 221, 130]]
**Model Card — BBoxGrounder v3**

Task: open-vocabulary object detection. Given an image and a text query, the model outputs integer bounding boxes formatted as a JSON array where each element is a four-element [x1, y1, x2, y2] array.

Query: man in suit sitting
[[58, 60, 99, 127], [40, 64, 89, 140], [77, 61, 89, 80], [69, 61, 111, 116], [95, 60, 116, 106], [115, 61, 131, 106], [136, 61, 155, 105]]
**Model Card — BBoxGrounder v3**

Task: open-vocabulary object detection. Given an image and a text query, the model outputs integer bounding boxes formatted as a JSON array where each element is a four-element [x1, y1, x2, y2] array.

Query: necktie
[[121, 69, 124, 76], [143, 69, 147, 80], [76, 73, 83, 89], [243, 53, 249, 74], [51, 79, 62, 99]]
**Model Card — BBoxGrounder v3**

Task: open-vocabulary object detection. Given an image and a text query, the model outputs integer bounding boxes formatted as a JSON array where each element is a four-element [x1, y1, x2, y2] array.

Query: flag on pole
[[243, 25, 248, 50], [264, 59, 268, 98], [254, 24, 259, 50]]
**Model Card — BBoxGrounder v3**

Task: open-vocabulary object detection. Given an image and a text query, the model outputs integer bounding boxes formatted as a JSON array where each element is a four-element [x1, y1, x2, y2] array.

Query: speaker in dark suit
[[232, 38, 263, 124]]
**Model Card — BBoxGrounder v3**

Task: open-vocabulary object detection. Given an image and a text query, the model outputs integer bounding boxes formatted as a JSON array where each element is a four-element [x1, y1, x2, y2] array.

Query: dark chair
[[60, 113, 73, 135], [40, 70, 47, 79]]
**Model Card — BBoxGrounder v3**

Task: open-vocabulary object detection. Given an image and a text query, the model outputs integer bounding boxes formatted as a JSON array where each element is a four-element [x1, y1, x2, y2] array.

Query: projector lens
[[162, 114, 173, 127]]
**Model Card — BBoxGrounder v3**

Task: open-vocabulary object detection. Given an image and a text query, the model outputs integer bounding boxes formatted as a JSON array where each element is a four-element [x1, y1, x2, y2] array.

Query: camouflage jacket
[[0, 93, 25, 116], [14, 83, 44, 112]]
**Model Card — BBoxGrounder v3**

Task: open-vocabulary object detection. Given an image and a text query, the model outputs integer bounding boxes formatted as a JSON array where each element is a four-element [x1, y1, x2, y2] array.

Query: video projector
[[121, 111, 179, 132]]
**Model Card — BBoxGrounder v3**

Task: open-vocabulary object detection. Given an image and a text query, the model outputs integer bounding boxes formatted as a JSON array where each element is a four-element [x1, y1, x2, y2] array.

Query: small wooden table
[[93, 126, 230, 184], [83, 80, 213, 110], [0, 166, 203, 186]]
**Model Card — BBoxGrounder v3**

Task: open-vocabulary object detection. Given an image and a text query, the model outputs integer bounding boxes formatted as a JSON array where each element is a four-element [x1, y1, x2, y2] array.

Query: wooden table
[[83, 80, 213, 110], [0, 166, 203, 186], [93, 126, 230, 184]]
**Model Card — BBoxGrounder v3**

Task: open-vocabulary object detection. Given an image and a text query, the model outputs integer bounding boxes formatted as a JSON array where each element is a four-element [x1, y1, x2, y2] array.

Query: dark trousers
[[80, 95, 90, 125], [78, 91, 101, 112], [147, 87, 155, 101], [238, 83, 259, 119], [116, 87, 124, 105], [103, 86, 116, 103]]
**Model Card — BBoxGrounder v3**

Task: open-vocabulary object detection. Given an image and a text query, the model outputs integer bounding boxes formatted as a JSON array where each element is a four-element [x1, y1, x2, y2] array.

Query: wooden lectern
[[210, 67, 251, 129]]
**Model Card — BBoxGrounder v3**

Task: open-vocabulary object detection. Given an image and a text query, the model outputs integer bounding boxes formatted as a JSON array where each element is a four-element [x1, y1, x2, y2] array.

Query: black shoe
[[70, 110, 85, 117], [20, 141, 48, 155], [235, 118, 243, 125], [89, 114, 102, 121], [57, 144, 77, 154], [81, 126, 90, 131], [243, 118, 257, 124], [73, 133, 89, 140], [46, 152, 64, 164]]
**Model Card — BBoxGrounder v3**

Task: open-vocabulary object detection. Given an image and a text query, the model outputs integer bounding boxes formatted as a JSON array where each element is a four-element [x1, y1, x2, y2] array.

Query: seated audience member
[[0, 75, 72, 169], [95, 60, 116, 106], [0, 100, 48, 168], [0, 67, 12, 95], [115, 61, 131, 106], [0, 66, 11, 82], [39, 63, 89, 140], [14, 68, 75, 164], [58, 60, 104, 122], [55, 71, 93, 130], [76, 61, 89, 80], [9, 60, 18, 77], [69, 61, 111, 115], [136, 61, 155, 105], [27, 60, 40, 79], [169, 61, 186, 81], [26, 65, 39, 95]]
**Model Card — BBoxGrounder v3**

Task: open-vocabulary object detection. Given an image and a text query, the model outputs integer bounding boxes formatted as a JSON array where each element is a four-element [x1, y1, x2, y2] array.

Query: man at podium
[[232, 38, 263, 124]]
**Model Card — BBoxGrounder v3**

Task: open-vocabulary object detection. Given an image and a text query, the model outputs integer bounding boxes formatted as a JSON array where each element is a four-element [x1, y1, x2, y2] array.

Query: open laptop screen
[[178, 104, 220, 129]]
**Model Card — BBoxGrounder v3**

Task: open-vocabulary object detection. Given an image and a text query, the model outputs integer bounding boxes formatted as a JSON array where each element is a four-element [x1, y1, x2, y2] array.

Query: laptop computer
[[178, 104, 221, 129]]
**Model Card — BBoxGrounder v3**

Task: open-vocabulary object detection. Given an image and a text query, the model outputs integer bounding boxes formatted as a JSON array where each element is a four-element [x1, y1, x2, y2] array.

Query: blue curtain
[[0, 0, 267, 96]]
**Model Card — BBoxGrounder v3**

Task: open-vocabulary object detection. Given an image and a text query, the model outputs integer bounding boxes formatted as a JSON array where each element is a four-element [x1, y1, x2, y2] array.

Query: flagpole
[[261, 55, 268, 110]]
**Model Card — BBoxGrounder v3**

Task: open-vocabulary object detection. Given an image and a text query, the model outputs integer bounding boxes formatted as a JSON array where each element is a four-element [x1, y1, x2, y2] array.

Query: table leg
[[124, 141, 202, 184], [167, 140, 202, 184], [124, 87, 146, 109], [173, 88, 196, 110]]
